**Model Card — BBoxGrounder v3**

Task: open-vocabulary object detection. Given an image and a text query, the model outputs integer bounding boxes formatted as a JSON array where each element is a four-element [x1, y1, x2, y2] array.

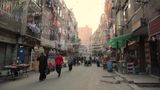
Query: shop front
[[129, 17, 150, 74], [149, 15, 160, 76], [108, 24, 149, 74], [108, 33, 135, 73]]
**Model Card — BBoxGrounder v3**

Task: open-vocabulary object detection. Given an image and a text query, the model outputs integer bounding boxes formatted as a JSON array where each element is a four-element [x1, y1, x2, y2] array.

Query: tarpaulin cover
[[107, 33, 132, 49]]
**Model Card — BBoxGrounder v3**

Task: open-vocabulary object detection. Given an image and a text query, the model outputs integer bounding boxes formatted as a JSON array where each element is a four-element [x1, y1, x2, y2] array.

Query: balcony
[[45, 0, 53, 9], [26, 23, 41, 39], [0, 9, 22, 33], [28, 0, 41, 12], [41, 37, 56, 48]]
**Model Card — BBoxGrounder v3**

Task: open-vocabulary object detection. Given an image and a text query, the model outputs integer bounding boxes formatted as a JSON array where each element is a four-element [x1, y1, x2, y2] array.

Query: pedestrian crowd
[[36, 47, 78, 81], [37, 49, 63, 81], [36, 47, 113, 81]]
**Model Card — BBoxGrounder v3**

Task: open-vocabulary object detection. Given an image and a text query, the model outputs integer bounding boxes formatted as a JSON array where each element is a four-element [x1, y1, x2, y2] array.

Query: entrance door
[[150, 41, 159, 76], [5, 44, 14, 65], [0, 43, 6, 69]]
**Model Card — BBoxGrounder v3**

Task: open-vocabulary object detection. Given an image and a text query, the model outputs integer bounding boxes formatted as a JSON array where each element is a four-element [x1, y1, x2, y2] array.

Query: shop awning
[[107, 33, 132, 49]]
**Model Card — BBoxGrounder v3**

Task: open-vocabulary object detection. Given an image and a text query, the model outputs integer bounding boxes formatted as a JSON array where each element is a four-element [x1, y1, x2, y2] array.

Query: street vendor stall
[[4, 64, 30, 79]]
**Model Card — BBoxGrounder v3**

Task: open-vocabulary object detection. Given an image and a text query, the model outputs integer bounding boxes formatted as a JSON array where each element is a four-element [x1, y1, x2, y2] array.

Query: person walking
[[55, 52, 63, 77], [102, 55, 109, 70], [47, 49, 56, 73], [68, 54, 74, 71], [96, 56, 100, 67], [37, 52, 48, 81]]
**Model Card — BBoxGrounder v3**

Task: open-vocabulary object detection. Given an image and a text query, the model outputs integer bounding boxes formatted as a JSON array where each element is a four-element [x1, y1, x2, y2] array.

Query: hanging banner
[[18, 46, 25, 63]]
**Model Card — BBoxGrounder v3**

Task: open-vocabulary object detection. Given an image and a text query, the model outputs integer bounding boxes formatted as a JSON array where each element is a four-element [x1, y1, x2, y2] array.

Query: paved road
[[0, 64, 156, 90]]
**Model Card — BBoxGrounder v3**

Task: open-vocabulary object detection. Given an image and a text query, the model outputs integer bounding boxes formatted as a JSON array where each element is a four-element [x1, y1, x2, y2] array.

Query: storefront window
[[0, 43, 6, 69], [5, 44, 14, 65]]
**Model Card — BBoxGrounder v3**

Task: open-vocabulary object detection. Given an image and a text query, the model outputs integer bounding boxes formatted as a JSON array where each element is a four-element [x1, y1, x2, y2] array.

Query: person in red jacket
[[55, 52, 63, 77]]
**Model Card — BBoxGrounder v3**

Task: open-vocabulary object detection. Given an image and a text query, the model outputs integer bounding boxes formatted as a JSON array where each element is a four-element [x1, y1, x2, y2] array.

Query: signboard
[[132, 19, 141, 32], [149, 15, 160, 37]]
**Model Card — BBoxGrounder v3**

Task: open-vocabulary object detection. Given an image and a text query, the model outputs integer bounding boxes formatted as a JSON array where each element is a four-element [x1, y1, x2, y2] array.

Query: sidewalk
[[0, 70, 36, 83], [115, 71, 160, 84], [100, 69, 140, 90]]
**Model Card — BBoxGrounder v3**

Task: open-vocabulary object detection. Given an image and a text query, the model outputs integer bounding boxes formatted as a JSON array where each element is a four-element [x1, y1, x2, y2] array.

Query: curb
[[114, 71, 160, 84], [114, 71, 134, 83], [128, 84, 141, 90], [114, 71, 141, 90], [150, 75, 160, 79]]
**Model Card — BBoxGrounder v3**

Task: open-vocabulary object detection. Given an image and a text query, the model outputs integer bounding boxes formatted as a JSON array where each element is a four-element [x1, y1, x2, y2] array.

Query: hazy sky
[[64, 0, 105, 33]]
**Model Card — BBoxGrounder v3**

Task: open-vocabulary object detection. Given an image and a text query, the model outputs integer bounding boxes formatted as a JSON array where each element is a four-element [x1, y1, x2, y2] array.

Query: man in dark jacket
[[37, 52, 48, 81]]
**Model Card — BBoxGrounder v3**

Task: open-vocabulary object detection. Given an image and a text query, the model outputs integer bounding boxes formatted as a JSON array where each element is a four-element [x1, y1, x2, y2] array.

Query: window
[[0, 0, 3, 10], [0, 0, 12, 14], [123, 5, 128, 25]]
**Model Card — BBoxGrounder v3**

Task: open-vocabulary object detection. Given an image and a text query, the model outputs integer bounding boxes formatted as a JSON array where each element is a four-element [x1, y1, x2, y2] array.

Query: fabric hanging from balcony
[[27, 23, 40, 33], [107, 33, 132, 49]]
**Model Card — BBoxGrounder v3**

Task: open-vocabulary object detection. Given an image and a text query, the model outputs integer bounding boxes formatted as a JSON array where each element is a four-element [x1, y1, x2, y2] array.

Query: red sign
[[51, 15, 61, 29], [149, 15, 160, 37]]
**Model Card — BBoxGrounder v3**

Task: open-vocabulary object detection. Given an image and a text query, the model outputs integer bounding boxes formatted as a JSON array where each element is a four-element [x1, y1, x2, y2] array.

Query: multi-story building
[[0, 0, 42, 67], [78, 25, 92, 55], [107, 0, 160, 76], [91, 29, 102, 55], [90, 0, 113, 56], [91, 14, 109, 56], [78, 25, 92, 45], [104, 0, 114, 41], [0, 0, 79, 68], [0, 0, 24, 67], [41, 0, 56, 49]]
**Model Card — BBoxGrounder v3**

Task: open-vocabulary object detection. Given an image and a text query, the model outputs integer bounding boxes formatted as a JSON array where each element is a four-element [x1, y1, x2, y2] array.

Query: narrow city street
[[0, 65, 139, 90], [1, 0, 160, 90]]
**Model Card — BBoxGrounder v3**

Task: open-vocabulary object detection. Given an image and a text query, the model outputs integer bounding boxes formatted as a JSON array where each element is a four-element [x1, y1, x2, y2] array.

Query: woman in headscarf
[[37, 49, 48, 81]]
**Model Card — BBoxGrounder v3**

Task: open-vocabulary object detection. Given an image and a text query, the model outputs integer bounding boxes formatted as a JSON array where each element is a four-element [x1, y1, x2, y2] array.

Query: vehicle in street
[[84, 56, 92, 66], [84, 60, 92, 66]]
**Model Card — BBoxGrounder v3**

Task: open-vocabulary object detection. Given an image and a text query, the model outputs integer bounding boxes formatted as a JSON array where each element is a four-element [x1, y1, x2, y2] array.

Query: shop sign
[[132, 19, 141, 32], [149, 15, 160, 37]]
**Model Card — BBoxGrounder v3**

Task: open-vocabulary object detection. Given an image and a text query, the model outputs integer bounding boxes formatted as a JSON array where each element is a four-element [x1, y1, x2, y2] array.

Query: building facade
[[106, 0, 160, 76], [78, 25, 92, 55], [0, 0, 79, 69], [0, 0, 42, 67]]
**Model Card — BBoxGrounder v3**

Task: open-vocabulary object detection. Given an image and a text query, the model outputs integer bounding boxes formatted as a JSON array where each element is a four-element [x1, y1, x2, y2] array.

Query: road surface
[[0, 64, 158, 90]]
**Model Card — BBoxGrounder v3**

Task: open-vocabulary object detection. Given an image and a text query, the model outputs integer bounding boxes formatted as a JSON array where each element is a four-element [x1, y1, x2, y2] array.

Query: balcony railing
[[29, 0, 41, 12], [26, 23, 41, 39], [0, 9, 22, 33]]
